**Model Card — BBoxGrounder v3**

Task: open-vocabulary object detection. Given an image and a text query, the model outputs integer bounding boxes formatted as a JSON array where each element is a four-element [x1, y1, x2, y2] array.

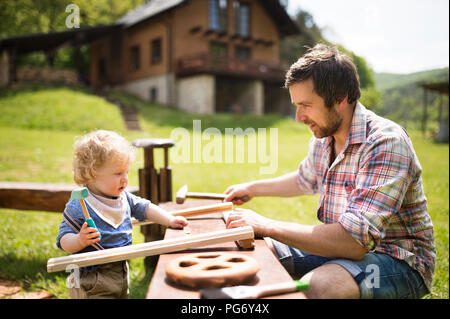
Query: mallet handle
[[79, 199, 90, 219], [187, 192, 226, 200], [79, 199, 101, 240]]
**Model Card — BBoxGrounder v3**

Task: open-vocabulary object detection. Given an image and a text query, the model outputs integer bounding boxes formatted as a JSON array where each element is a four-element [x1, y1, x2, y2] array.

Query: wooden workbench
[[146, 200, 304, 299]]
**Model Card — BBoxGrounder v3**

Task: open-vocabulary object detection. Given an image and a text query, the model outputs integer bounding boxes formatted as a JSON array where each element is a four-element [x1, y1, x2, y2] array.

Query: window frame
[[151, 38, 162, 65], [234, 1, 251, 38], [210, 41, 228, 58], [209, 0, 228, 33], [130, 45, 140, 71], [235, 45, 251, 60]]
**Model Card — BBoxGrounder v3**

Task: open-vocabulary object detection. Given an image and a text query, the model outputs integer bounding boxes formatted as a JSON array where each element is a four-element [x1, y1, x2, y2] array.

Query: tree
[[1, 0, 146, 72], [280, 7, 377, 90]]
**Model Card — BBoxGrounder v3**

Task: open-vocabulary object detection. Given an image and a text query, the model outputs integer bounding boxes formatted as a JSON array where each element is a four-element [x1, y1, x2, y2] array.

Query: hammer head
[[71, 186, 89, 200], [176, 184, 188, 204]]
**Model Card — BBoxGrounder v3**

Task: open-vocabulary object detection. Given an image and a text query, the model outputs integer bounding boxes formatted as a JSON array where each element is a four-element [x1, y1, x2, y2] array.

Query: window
[[209, 0, 227, 32], [235, 46, 250, 60], [151, 38, 162, 65], [130, 45, 140, 71], [210, 42, 228, 57], [234, 1, 250, 37]]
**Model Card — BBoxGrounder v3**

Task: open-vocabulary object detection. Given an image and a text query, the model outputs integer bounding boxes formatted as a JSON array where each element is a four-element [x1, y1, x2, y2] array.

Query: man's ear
[[337, 96, 349, 111]]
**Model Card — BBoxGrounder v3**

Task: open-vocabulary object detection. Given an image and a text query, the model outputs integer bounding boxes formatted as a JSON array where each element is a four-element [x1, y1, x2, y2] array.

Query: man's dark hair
[[284, 44, 361, 108]]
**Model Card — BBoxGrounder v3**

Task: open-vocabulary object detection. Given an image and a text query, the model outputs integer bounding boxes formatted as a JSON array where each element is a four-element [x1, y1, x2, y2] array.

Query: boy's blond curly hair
[[73, 130, 135, 185]]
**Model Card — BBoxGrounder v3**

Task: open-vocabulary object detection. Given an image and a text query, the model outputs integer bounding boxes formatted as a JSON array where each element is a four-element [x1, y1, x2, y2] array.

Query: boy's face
[[87, 156, 131, 198]]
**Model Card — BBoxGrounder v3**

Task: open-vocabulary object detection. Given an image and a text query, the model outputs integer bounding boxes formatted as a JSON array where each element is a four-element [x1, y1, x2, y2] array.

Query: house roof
[[0, 0, 299, 55], [0, 24, 121, 54], [116, 0, 185, 27], [116, 0, 300, 36], [419, 81, 449, 95]]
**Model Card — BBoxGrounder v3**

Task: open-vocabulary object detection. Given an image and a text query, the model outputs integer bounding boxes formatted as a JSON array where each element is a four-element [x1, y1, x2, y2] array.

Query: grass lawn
[[0, 85, 448, 299]]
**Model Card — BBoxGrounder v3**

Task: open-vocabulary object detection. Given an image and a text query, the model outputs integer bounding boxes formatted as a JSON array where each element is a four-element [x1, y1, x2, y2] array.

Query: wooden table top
[[146, 200, 303, 299]]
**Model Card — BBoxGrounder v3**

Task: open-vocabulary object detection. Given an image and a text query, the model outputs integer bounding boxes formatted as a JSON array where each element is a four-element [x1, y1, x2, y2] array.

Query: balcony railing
[[175, 53, 286, 82]]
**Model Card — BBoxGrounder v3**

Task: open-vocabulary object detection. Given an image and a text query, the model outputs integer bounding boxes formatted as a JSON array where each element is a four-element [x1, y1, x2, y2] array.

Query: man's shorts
[[270, 239, 428, 299]]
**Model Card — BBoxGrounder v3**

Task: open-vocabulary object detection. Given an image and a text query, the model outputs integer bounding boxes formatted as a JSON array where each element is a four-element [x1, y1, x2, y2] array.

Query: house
[[0, 0, 300, 115]]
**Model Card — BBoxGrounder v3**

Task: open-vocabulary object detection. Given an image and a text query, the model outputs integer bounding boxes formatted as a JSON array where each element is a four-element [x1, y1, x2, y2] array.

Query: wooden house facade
[[90, 0, 299, 114]]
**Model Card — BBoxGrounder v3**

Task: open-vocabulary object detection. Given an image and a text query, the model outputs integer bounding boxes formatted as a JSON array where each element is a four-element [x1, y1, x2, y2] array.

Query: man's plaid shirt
[[296, 102, 435, 292]]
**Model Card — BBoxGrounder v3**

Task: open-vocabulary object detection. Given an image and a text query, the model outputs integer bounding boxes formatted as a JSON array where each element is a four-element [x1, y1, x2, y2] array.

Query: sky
[[286, 0, 449, 74]]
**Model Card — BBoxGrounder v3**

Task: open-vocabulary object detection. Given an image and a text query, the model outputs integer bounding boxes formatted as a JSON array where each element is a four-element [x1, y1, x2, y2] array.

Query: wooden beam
[[0, 182, 139, 212], [47, 226, 254, 272], [131, 202, 233, 226], [171, 202, 232, 217]]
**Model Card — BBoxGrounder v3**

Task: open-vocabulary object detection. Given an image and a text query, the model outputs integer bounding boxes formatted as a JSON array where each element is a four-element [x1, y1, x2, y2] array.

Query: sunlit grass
[[0, 86, 447, 298]]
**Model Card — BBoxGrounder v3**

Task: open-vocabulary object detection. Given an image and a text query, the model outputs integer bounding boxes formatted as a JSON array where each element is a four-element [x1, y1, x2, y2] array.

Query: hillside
[[372, 68, 449, 131], [0, 85, 126, 132], [374, 67, 449, 91]]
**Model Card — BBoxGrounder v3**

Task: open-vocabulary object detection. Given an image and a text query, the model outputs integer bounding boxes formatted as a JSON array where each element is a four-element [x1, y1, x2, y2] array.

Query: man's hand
[[224, 183, 253, 205], [77, 222, 101, 248], [225, 208, 273, 237]]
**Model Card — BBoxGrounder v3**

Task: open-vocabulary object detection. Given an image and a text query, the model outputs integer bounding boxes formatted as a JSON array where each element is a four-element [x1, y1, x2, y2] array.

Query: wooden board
[[47, 226, 254, 273], [132, 202, 233, 226], [0, 182, 138, 212], [146, 202, 304, 299]]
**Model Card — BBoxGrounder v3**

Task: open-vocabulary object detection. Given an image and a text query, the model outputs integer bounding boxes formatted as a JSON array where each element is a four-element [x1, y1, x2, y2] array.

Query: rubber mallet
[[71, 187, 101, 239]]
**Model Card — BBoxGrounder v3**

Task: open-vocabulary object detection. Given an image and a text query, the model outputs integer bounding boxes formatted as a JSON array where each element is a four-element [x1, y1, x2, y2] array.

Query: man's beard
[[306, 107, 343, 138]]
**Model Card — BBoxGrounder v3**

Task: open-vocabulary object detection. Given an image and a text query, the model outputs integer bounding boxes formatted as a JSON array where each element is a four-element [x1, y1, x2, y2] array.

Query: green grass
[[0, 85, 126, 132], [0, 85, 447, 299]]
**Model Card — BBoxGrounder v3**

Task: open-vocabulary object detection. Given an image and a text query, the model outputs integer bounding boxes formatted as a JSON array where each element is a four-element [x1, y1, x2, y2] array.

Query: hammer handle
[[187, 192, 250, 202], [79, 199, 90, 219], [79, 199, 102, 239], [187, 192, 226, 200]]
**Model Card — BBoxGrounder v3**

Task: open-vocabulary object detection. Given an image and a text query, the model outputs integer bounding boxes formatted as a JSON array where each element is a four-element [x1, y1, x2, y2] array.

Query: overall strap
[[63, 210, 105, 251]]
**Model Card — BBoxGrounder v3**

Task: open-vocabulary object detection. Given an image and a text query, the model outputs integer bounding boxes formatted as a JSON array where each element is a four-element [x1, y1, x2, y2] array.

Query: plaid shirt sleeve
[[296, 136, 319, 195], [338, 136, 413, 251]]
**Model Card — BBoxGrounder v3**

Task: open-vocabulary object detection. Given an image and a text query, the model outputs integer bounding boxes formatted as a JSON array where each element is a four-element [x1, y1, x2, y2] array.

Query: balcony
[[175, 53, 286, 82]]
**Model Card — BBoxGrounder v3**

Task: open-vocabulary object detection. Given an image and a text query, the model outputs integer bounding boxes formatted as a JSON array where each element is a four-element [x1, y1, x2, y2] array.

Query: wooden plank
[[47, 226, 254, 273], [146, 214, 303, 299], [0, 182, 139, 212], [132, 202, 233, 226], [171, 202, 232, 217]]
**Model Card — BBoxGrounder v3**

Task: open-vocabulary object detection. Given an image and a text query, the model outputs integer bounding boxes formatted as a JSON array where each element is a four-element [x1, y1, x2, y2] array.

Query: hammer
[[71, 187, 101, 239], [176, 184, 249, 204]]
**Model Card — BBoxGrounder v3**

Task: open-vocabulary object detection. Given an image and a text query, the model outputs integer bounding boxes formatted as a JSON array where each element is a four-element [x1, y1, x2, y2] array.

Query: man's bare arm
[[224, 171, 303, 204], [226, 209, 367, 261]]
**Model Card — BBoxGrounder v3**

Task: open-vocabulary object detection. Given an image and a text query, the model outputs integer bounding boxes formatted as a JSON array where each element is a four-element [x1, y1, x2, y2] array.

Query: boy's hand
[[77, 222, 101, 248], [168, 216, 189, 229]]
